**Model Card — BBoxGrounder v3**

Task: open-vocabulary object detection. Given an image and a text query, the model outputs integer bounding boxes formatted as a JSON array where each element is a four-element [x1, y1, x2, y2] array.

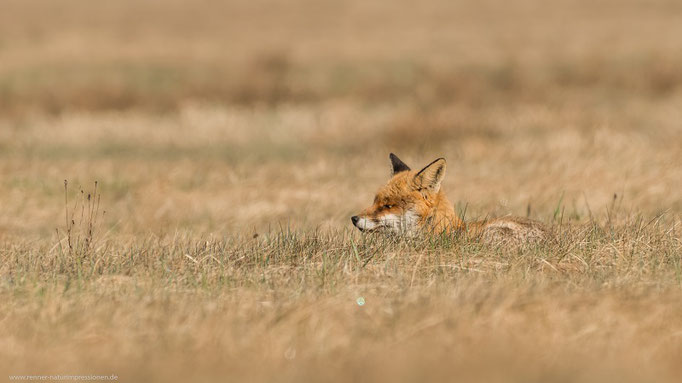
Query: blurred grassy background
[[2, 0, 682, 113], [1, 0, 681, 238], [1, 1, 682, 381]]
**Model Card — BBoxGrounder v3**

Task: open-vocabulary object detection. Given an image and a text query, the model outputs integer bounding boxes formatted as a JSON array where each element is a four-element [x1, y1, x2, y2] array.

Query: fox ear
[[389, 153, 411, 175], [414, 158, 446, 192]]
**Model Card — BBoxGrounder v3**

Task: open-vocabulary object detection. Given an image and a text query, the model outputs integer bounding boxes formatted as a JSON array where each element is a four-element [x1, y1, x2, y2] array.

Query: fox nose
[[351, 216, 359, 226]]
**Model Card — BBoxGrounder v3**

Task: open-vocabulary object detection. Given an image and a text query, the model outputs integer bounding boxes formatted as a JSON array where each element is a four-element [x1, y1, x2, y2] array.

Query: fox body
[[351, 154, 547, 244]]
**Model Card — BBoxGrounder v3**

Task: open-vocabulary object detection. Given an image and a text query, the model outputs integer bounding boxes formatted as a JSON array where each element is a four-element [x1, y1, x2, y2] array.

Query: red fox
[[351, 153, 547, 244]]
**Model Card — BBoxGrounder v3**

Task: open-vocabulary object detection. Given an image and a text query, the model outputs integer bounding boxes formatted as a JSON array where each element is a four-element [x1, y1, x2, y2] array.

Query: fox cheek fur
[[352, 209, 421, 234], [352, 206, 411, 233]]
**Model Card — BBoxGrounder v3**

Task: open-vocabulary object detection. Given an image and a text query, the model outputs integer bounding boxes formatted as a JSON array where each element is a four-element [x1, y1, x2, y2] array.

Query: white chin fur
[[357, 210, 420, 235], [355, 217, 378, 231]]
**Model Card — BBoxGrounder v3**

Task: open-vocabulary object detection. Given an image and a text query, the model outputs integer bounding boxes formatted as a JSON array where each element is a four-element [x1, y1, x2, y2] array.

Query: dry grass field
[[1, 0, 682, 381]]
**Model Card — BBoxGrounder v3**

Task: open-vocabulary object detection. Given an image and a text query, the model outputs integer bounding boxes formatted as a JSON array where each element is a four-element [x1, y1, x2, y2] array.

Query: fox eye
[[383, 204, 393, 209]]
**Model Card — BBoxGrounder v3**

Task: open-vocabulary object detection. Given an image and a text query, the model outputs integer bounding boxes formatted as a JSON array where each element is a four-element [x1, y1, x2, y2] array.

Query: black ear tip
[[389, 153, 411, 174]]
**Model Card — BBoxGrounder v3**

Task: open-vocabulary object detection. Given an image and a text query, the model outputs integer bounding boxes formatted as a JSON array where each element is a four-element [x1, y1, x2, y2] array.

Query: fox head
[[351, 153, 458, 235]]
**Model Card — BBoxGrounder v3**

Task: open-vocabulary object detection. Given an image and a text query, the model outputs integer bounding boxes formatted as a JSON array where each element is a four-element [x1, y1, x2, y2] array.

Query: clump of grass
[[54, 180, 105, 269], [7, 212, 672, 291]]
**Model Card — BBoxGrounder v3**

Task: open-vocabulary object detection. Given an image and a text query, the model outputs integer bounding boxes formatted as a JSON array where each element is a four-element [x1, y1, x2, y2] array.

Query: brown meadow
[[1, 0, 682, 381]]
